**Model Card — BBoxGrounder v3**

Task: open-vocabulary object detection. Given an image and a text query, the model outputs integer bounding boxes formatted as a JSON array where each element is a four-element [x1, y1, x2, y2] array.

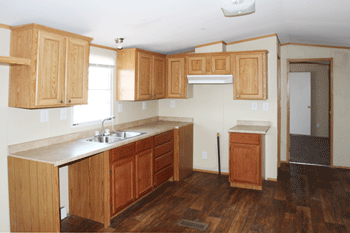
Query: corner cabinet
[[229, 133, 262, 190], [233, 51, 268, 100], [9, 24, 92, 108], [117, 48, 166, 101]]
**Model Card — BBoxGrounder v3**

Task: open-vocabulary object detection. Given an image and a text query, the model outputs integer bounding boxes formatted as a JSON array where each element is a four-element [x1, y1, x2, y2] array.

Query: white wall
[[159, 36, 278, 179], [0, 28, 11, 232], [0, 31, 159, 232], [281, 45, 350, 167]]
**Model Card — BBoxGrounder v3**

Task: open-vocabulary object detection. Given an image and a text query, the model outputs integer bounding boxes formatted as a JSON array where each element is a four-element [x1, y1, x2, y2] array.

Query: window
[[72, 65, 114, 127]]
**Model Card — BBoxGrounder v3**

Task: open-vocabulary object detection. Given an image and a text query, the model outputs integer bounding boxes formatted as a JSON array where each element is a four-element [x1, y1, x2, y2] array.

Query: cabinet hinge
[[111, 205, 113, 210], [110, 169, 112, 174]]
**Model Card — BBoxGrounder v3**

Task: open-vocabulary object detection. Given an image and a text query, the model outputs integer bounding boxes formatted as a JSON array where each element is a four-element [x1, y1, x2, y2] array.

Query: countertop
[[228, 120, 271, 134], [8, 121, 192, 167]]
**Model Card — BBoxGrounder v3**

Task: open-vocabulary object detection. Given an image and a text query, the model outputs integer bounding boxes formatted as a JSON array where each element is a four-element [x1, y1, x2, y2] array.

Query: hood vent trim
[[187, 75, 233, 84]]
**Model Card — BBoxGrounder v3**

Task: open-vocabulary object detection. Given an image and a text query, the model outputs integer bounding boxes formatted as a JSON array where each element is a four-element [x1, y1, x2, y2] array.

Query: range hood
[[187, 75, 233, 84]]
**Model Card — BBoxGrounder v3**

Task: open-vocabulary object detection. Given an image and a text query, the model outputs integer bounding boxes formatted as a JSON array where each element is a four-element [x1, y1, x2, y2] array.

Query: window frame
[[71, 64, 115, 128]]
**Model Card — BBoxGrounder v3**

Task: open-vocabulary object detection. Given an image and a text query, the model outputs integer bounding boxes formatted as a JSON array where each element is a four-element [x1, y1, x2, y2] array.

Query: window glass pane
[[88, 67, 111, 90]]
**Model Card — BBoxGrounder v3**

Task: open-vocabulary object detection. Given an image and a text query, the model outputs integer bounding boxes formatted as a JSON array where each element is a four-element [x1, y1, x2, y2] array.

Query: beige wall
[[0, 31, 159, 231], [280, 45, 350, 167], [0, 28, 11, 232], [290, 63, 330, 137], [159, 36, 278, 179]]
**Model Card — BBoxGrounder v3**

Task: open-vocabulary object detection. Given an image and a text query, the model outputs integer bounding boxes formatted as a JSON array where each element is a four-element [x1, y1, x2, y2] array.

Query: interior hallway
[[61, 164, 350, 232]]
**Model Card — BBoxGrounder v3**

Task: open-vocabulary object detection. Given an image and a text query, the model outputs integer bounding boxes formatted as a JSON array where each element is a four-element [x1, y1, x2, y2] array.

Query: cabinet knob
[[68, 100, 71, 103], [236, 95, 240, 98], [212, 71, 214, 73], [59, 100, 63, 103], [181, 94, 183, 97], [150, 95, 153, 98], [202, 70, 205, 73], [154, 94, 156, 98]]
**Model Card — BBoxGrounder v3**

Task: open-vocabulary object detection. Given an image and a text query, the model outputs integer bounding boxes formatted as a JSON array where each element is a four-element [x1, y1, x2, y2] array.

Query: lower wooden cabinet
[[135, 148, 154, 199], [229, 133, 262, 190], [110, 155, 135, 216]]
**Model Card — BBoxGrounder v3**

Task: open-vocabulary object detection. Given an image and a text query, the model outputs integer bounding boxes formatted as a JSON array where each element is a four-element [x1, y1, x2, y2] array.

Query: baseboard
[[193, 168, 229, 176], [332, 165, 350, 170], [266, 178, 277, 182]]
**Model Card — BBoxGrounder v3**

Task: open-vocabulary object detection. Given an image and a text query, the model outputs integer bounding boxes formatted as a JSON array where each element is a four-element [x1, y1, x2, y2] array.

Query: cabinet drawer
[[154, 130, 174, 146], [135, 137, 154, 153], [154, 141, 174, 158], [154, 165, 173, 187], [230, 133, 261, 145], [155, 151, 173, 172], [110, 143, 136, 163]]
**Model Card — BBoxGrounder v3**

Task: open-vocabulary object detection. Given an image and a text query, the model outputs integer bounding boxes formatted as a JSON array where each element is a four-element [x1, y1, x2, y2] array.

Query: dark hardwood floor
[[290, 134, 331, 166], [61, 164, 350, 232]]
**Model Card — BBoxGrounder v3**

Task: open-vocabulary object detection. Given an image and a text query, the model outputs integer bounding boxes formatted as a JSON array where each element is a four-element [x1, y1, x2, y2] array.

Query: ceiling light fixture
[[221, 0, 256, 17], [115, 38, 124, 50]]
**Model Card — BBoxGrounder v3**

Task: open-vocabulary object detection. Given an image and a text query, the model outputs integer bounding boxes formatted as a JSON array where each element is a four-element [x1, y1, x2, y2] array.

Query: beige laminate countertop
[[9, 121, 192, 167], [228, 120, 271, 134]]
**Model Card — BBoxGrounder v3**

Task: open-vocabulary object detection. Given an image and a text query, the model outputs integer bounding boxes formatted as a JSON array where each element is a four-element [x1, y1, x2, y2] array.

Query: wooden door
[[188, 56, 206, 75], [135, 149, 153, 198], [167, 57, 186, 98], [36, 31, 66, 107], [152, 55, 166, 99], [229, 143, 261, 185], [66, 37, 89, 105], [137, 51, 152, 100], [211, 55, 231, 74], [110, 156, 135, 216], [234, 52, 267, 100]]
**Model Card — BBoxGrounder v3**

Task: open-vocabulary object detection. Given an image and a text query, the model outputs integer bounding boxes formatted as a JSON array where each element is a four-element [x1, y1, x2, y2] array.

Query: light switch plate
[[142, 102, 146, 110], [170, 100, 175, 108], [263, 102, 269, 111], [41, 109, 48, 122], [60, 108, 67, 120], [118, 104, 122, 113], [252, 102, 258, 110], [202, 151, 207, 159]]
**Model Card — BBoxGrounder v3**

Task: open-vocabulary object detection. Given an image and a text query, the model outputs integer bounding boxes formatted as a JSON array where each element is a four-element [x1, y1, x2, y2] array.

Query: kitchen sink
[[81, 131, 146, 144]]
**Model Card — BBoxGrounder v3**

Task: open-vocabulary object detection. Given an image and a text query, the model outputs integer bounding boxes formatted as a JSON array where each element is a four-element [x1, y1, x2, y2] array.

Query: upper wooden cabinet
[[9, 24, 92, 108], [166, 56, 187, 98], [233, 51, 268, 100], [117, 48, 166, 101], [187, 53, 231, 75]]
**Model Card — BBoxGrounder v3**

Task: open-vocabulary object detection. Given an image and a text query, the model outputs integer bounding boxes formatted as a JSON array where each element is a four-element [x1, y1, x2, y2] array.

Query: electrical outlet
[[142, 101, 146, 110], [317, 123, 320, 128], [60, 108, 67, 120], [202, 151, 207, 159], [118, 104, 122, 113], [263, 102, 269, 111], [252, 102, 258, 110], [41, 109, 48, 122], [170, 100, 175, 108]]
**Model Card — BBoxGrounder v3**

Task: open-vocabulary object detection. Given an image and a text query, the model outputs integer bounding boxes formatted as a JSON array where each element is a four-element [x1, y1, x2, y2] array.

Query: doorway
[[287, 59, 333, 166]]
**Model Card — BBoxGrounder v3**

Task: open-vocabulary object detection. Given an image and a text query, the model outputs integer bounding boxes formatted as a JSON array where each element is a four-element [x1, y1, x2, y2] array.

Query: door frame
[[286, 58, 333, 166]]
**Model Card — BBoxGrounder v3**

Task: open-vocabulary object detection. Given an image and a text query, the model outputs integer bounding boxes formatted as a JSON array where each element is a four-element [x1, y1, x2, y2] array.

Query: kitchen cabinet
[[166, 56, 187, 98], [187, 53, 231, 75], [229, 133, 262, 190], [117, 48, 166, 101], [154, 130, 174, 186], [9, 23, 92, 108], [233, 51, 268, 100]]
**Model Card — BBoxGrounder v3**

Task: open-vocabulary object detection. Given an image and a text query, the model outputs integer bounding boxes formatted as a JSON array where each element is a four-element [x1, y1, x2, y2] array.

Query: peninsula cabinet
[[233, 51, 268, 100], [9, 24, 92, 108], [166, 56, 187, 98], [117, 48, 166, 101], [229, 132, 262, 190], [187, 53, 231, 75]]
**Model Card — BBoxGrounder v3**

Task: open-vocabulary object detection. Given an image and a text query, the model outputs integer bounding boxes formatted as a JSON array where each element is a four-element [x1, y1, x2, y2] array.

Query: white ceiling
[[1, 0, 350, 54]]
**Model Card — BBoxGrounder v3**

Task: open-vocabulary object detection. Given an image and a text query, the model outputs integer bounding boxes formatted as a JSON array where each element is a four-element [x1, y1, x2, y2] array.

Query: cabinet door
[[36, 31, 66, 107], [167, 57, 186, 98], [152, 55, 166, 99], [110, 156, 135, 216], [211, 55, 231, 74], [188, 56, 206, 75], [229, 143, 261, 185], [66, 37, 89, 105], [135, 149, 154, 198], [137, 52, 152, 100], [234, 52, 267, 100]]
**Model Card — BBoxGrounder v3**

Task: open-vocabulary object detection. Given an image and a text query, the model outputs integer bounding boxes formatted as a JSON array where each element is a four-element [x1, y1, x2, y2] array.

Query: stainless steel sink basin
[[81, 131, 146, 144]]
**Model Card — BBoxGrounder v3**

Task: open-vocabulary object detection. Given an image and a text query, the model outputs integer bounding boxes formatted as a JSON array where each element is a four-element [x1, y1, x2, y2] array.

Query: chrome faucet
[[100, 116, 115, 135]]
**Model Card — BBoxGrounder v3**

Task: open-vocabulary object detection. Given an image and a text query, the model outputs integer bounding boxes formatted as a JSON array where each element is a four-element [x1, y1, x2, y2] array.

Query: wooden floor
[[290, 134, 331, 166], [61, 164, 350, 232]]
